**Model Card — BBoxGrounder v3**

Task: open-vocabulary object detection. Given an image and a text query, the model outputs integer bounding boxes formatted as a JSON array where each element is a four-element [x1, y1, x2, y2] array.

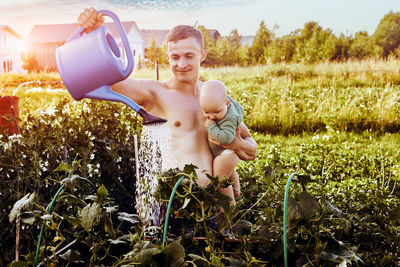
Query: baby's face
[[200, 96, 229, 121]]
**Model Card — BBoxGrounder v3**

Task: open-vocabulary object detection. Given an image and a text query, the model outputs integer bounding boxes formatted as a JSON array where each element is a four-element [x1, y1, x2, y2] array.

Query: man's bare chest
[[161, 91, 204, 130]]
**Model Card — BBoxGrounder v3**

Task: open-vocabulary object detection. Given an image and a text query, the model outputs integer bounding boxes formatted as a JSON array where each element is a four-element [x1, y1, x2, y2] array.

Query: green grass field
[[2, 59, 399, 135], [1, 60, 399, 266]]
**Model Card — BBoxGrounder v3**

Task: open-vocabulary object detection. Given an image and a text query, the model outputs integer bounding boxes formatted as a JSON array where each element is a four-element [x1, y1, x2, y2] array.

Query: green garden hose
[[162, 176, 185, 249], [283, 173, 297, 267], [34, 183, 66, 267], [33, 177, 96, 266]]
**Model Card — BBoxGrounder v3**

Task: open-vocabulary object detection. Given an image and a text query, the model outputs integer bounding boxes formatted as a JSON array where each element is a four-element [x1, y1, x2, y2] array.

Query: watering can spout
[[137, 109, 167, 125], [84, 85, 167, 125]]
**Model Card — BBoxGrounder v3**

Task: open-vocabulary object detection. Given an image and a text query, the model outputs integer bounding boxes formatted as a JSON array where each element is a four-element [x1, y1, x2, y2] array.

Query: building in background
[[140, 29, 169, 59], [25, 22, 144, 71], [0, 25, 25, 73], [240, 35, 254, 46], [140, 28, 222, 58]]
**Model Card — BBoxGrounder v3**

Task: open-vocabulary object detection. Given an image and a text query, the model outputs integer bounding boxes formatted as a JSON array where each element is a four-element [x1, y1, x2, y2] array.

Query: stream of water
[[135, 123, 181, 225]]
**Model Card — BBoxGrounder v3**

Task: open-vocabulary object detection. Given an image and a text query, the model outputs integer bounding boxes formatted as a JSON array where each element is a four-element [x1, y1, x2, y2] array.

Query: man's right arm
[[111, 78, 157, 112]]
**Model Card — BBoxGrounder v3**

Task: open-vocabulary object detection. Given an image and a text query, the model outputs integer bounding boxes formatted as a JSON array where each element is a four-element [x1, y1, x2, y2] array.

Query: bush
[[0, 99, 142, 265]]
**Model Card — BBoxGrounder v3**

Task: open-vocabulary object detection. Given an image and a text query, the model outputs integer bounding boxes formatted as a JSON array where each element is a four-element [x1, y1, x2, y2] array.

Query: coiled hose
[[162, 176, 185, 248], [34, 184, 66, 267], [283, 173, 297, 267]]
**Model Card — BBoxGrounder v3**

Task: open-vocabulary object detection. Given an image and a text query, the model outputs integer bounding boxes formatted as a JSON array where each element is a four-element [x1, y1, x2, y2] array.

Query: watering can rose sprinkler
[[56, 9, 166, 125]]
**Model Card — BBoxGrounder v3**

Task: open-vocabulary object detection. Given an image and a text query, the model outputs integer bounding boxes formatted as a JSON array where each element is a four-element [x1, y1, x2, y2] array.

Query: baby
[[200, 80, 244, 204]]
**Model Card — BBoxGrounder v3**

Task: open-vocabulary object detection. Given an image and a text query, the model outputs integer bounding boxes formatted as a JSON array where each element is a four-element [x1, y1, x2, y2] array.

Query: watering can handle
[[67, 9, 134, 79], [98, 9, 134, 78]]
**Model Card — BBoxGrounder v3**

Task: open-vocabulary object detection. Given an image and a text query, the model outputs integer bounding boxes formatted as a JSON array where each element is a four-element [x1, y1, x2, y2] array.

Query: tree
[[250, 21, 272, 64], [196, 25, 218, 66], [322, 32, 339, 61], [236, 44, 250, 66], [215, 37, 235, 66], [145, 34, 168, 68], [373, 11, 400, 57], [299, 21, 322, 41], [266, 32, 298, 63], [293, 23, 338, 63], [228, 29, 241, 51], [335, 33, 352, 60], [349, 31, 380, 59], [146, 33, 158, 68], [21, 52, 39, 73]]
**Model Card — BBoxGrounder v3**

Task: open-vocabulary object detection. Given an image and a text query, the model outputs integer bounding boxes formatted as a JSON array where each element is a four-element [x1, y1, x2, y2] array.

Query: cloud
[[95, 0, 236, 10]]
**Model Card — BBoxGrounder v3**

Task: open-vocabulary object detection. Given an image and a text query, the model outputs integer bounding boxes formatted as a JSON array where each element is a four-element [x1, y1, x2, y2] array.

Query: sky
[[1, 0, 400, 38]]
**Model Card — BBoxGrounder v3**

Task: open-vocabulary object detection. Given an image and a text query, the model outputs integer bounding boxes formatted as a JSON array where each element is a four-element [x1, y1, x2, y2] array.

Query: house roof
[[208, 29, 221, 40], [240, 35, 254, 45], [0, 25, 22, 39], [140, 28, 221, 48], [26, 21, 141, 43], [140, 29, 169, 48]]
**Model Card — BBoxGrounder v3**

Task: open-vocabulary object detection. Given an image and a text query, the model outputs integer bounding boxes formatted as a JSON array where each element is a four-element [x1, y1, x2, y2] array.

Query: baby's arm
[[206, 118, 237, 145], [210, 122, 257, 161]]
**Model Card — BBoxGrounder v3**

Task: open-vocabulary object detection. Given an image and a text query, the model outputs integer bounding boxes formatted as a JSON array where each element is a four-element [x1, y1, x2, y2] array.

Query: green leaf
[[297, 174, 313, 186], [216, 192, 232, 214], [287, 191, 319, 222], [9, 192, 38, 223], [96, 184, 109, 199], [8, 261, 29, 267], [40, 214, 53, 221], [117, 212, 141, 225], [134, 247, 161, 264], [21, 216, 36, 225], [108, 238, 127, 245], [19, 211, 39, 225], [297, 191, 319, 219], [287, 197, 303, 222], [226, 257, 246, 267], [54, 162, 71, 172], [326, 201, 346, 218], [162, 241, 185, 266], [59, 249, 84, 263], [187, 254, 210, 267], [206, 173, 219, 186], [78, 202, 101, 231], [62, 174, 81, 187], [105, 205, 119, 214], [183, 164, 198, 175], [59, 194, 86, 206], [232, 220, 252, 237], [180, 198, 191, 210], [63, 215, 81, 228], [104, 214, 116, 239], [216, 211, 229, 230], [264, 165, 275, 186]]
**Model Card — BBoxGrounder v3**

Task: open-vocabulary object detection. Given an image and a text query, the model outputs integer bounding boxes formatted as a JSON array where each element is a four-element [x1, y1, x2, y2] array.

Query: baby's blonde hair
[[200, 80, 228, 106]]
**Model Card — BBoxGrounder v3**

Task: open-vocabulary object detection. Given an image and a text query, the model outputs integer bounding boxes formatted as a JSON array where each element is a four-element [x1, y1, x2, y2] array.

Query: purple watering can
[[56, 9, 166, 125]]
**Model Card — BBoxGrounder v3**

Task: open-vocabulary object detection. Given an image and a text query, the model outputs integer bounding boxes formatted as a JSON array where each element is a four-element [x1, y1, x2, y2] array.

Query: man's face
[[167, 37, 207, 83]]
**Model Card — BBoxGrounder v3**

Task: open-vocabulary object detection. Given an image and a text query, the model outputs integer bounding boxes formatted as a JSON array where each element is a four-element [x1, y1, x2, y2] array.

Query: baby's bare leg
[[229, 170, 240, 198], [213, 151, 240, 204]]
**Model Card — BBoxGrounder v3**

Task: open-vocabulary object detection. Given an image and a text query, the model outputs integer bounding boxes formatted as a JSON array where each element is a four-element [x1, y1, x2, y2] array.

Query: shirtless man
[[78, 8, 257, 196]]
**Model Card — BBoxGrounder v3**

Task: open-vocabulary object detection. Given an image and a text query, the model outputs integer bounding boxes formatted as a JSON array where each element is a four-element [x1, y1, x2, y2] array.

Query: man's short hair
[[166, 25, 204, 51]]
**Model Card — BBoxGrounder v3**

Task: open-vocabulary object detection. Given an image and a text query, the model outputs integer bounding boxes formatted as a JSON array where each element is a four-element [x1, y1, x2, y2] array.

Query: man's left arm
[[209, 122, 257, 161]]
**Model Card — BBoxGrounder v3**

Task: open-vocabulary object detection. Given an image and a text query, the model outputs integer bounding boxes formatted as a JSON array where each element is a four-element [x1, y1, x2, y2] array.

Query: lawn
[[0, 61, 399, 266]]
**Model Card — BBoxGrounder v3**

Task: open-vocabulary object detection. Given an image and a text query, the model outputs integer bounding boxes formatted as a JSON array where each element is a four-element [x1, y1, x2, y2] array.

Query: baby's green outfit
[[207, 96, 244, 157]]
